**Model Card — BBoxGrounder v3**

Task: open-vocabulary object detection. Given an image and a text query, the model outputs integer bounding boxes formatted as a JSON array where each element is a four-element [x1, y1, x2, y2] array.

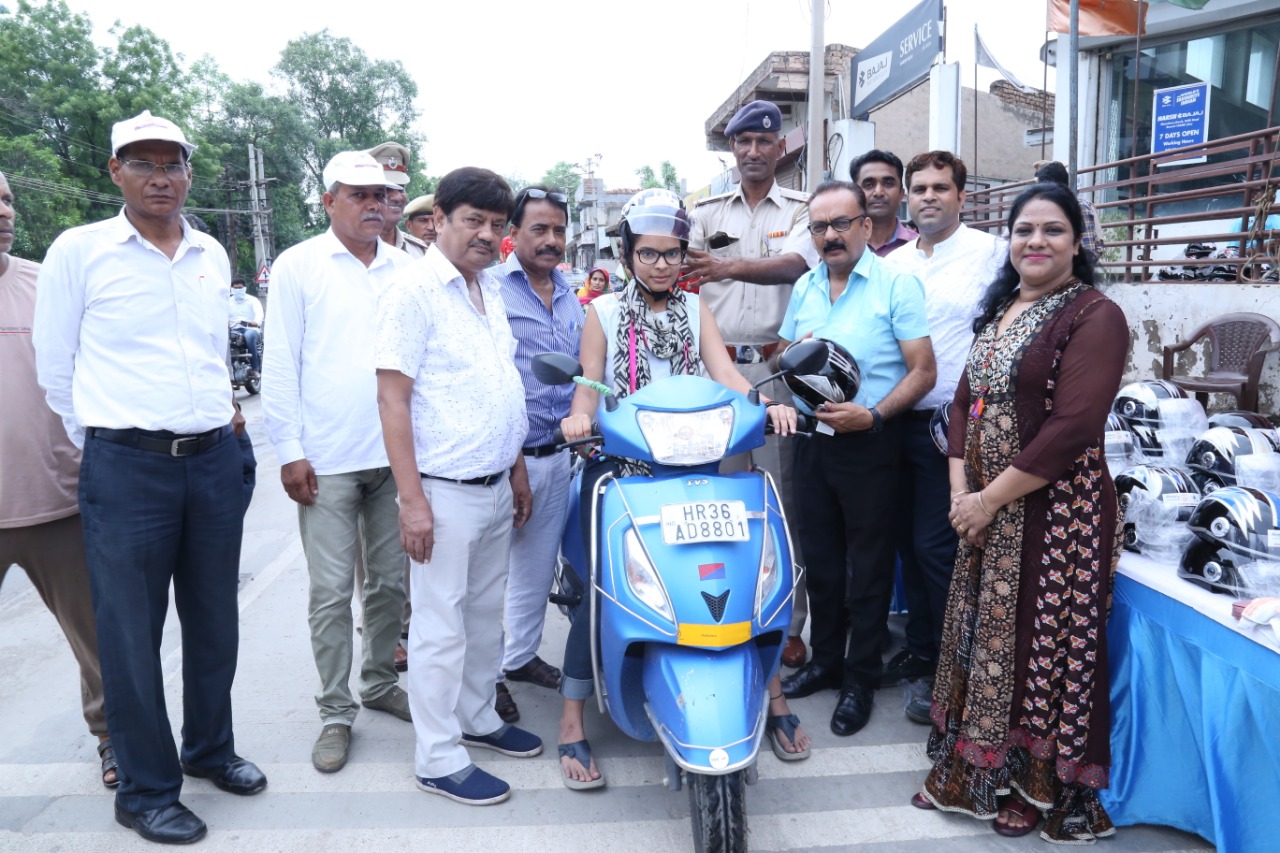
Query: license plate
[[660, 500, 750, 545]]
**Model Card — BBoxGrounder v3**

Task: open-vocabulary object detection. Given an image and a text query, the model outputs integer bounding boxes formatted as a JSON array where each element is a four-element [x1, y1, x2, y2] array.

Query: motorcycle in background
[[229, 322, 262, 395]]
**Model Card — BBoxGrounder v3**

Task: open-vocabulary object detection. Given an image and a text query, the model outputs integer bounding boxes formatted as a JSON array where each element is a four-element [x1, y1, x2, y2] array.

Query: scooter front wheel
[[688, 770, 747, 853]]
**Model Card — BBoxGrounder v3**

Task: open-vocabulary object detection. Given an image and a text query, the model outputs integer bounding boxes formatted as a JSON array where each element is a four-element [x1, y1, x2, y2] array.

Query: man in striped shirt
[[492, 186, 582, 723]]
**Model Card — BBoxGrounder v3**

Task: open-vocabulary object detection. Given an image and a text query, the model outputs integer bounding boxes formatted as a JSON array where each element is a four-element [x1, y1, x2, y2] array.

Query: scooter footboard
[[641, 643, 768, 775]]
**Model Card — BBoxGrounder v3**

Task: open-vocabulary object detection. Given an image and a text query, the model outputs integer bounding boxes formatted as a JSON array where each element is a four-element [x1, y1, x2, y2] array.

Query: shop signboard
[[850, 0, 943, 117], [1151, 81, 1211, 167]]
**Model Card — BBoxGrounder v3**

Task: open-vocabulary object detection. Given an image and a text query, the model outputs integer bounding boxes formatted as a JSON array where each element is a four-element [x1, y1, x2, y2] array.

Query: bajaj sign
[[852, 0, 943, 117]]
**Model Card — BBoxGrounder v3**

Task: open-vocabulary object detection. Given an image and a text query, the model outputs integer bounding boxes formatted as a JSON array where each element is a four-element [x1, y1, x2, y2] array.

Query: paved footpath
[[0, 393, 1213, 852]]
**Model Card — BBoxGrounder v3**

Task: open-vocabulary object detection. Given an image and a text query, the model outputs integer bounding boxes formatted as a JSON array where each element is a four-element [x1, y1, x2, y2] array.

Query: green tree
[[539, 160, 582, 197], [660, 160, 681, 192], [635, 165, 658, 189], [0, 135, 87, 259]]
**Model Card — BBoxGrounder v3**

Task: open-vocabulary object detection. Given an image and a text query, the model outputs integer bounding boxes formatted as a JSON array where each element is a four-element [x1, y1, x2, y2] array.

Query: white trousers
[[500, 451, 571, 674], [409, 477, 512, 779]]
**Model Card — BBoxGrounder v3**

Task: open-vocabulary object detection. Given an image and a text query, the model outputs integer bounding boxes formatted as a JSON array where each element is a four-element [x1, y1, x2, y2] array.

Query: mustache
[[535, 246, 561, 256], [361, 213, 384, 222], [469, 239, 494, 252], [822, 239, 845, 252]]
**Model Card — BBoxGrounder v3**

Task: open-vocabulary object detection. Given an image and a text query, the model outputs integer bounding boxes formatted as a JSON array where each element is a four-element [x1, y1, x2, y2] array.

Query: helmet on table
[[1112, 380, 1187, 428], [1180, 486, 1280, 594], [1185, 426, 1280, 493], [1113, 465, 1201, 552], [782, 338, 861, 416]]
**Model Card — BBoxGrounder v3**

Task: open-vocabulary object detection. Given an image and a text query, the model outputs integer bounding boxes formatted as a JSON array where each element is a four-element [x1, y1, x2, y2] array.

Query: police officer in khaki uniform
[[366, 141, 429, 259], [682, 100, 818, 668]]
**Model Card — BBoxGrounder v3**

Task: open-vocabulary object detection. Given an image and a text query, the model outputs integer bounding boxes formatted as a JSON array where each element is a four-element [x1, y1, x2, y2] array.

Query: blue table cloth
[[1102, 556, 1280, 853]]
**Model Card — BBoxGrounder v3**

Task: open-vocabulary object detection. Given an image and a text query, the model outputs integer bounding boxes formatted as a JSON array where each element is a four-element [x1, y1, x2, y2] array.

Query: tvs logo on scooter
[[698, 563, 726, 581], [685, 478, 709, 486]]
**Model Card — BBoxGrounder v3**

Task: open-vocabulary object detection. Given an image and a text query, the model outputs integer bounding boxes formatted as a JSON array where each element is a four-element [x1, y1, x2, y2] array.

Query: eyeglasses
[[518, 188, 568, 204], [118, 159, 190, 179], [807, 214, 867, 236], [635, 247, 685, 265]]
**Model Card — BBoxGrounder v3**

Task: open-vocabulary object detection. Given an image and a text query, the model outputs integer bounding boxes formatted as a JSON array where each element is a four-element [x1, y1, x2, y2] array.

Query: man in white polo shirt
[[885, 151, 1007, 723], [376, 166, 539, 806], [262, 150, 413, 774]]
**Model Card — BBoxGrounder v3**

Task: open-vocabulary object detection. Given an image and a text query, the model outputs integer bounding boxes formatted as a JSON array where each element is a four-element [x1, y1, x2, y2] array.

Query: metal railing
[[964, 125, 1280, 284]]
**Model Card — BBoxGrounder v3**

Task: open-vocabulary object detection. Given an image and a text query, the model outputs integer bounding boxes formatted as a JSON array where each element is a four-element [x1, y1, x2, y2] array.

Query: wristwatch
[[868, 406, 883, 433]]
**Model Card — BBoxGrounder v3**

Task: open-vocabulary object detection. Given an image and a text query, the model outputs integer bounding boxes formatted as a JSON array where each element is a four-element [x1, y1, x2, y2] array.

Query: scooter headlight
[[754, 526, 781, 617], [624, 528, 674, 622], [636, 405, 735, 465]]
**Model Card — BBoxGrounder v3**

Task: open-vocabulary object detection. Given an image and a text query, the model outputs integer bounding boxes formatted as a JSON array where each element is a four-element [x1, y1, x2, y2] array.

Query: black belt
[[421, 472, 505, 487], [522, 443, 561, 458], [906, 409, 936, 421], [88, 425, 231, 457]]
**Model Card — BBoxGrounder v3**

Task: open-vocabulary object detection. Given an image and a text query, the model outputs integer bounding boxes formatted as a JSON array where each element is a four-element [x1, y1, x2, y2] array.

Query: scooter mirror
[[779, 339, 828, 376], [532, 352, 583, 385]]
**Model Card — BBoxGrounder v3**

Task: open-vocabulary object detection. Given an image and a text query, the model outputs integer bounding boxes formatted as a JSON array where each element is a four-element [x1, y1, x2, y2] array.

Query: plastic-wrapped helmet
[[1104, 413, 1137, 471], [1208, 410, 1279, 442], [1180, 486, 1280, 594], [1185, 426, 1280, 493], [617, 188, 692, 268], [1106, 412, 1127, 433], [1112, 380, 1187, 428], [929, 401, 951, 454], [782, 338, 861, 415], [1114, 465, 1201, 552]]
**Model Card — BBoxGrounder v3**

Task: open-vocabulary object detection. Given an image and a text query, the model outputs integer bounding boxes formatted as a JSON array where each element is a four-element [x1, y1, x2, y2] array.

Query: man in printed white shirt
[[885, 151, 1007, 724], [33, 110, 265, 845], [376, 166, 538, 806], [261, 151, 414, 774]]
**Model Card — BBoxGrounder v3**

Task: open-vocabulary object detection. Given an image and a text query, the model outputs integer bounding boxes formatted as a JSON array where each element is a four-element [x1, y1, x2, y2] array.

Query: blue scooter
[[534, 341, 826, 853]]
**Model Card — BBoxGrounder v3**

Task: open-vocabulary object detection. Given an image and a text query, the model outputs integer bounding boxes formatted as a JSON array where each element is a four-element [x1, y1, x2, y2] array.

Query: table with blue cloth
[[1103, 552, 1280, 853]]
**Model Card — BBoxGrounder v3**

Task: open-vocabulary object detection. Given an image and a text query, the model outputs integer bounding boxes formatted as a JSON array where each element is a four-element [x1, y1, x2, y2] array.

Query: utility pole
[[247, 143, 267, 274], [222, 164, 238, 274], [806, 0, 825, 192], [255, 146, 275, 264]]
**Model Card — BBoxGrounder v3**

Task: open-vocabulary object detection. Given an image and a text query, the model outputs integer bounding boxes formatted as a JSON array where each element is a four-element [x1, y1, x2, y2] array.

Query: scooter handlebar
[[552, 425, 602, 450], [764, 412, 817, 436]]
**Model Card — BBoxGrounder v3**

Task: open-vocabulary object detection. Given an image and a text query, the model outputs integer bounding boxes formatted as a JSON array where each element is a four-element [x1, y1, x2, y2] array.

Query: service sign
[[1152, 81, 1211, 167], [851, 0, 943, 117]]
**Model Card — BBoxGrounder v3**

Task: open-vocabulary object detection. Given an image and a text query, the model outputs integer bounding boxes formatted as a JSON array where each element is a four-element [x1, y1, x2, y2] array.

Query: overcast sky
[[75, 0, 1055, 191]]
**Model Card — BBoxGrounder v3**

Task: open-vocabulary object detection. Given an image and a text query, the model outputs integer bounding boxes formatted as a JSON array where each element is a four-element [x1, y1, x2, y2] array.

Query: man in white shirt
[[261, 151, 414, 774], [33, 110, 265, 845], [376, 166, 538, 806], [885, 151, 1007, 723], [227, 276, 263, 377]]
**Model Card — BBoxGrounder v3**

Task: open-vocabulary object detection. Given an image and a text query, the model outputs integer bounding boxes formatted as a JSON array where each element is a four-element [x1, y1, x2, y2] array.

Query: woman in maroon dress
[[912, 183, 1128, 843]]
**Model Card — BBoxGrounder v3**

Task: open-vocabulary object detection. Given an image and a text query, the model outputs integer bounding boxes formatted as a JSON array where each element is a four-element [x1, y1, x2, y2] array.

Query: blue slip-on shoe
[[415, 764, 511, 805], [460, 724, 543, 758]]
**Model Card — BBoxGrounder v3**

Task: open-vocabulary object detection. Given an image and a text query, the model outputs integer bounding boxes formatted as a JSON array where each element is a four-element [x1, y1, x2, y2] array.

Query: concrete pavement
[[0, 392, 1212, 852]]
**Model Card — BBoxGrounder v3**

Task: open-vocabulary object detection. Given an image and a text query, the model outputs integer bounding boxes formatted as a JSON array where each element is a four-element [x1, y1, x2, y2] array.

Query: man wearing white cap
[[34, 109, 266, 845], [262, 151, 414, 775], [367, 141, 428, 259]]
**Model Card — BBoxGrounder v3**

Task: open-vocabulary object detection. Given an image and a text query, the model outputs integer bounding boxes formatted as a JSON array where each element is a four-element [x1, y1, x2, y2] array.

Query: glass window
[[1100, 17, 1280, 213]]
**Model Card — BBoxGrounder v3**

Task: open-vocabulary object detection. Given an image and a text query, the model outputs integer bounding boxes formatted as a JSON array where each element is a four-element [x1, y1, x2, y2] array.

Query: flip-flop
[[97, 739, 120, 789], [765, 713, 810, 761], [557, 740, 605, 790], [993, 795, 1042, 837]]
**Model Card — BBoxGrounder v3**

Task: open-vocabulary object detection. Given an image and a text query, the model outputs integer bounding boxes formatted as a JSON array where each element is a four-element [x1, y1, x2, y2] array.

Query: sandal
[[910, 791, 936, 810], [765, 713, 810, 761], [993, 794, 1042, 838], [97, 739, 120, 789], [557, 739, 605, 790], [504, 655, 563, 690]]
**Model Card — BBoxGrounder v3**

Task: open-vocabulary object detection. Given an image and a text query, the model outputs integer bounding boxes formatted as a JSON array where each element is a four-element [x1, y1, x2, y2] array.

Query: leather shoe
[[830, 685, 874, 736], [180, 755, 267, 796], [114, 801, 207, 844], [781, 636, 807, 668], [781, 663, 840, 699]]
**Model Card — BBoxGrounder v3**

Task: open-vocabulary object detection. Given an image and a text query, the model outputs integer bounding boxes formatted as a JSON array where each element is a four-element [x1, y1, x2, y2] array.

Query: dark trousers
[[238, 430, 257, 515], [796, 422, 902, 691], [79, 426, 243, 812], [894, 417, 959, 661]]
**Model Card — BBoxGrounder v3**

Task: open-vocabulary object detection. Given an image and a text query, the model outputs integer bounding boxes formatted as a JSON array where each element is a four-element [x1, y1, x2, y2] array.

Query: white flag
[[975, 25, 1036, 94]]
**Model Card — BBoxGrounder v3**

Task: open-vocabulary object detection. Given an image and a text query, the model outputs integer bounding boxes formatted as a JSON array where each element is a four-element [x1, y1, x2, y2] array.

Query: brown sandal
[[98, 739, 120, 788], [993, 795, 1041, 837]]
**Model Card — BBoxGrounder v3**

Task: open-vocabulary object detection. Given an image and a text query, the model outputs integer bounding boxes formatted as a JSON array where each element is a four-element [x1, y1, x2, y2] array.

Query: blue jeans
[[560, 456, 619, 702], [240, 327, 262, 373], [79, 426, 243, 812]]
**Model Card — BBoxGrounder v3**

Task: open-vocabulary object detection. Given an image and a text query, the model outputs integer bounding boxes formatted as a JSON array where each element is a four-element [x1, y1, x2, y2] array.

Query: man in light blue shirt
[[492, 186, 582, 724], [777, 180, 936, 740]]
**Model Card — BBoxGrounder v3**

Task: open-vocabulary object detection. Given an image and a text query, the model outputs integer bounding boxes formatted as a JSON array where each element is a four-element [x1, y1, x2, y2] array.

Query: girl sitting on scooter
[[556, 188, 812, 789]]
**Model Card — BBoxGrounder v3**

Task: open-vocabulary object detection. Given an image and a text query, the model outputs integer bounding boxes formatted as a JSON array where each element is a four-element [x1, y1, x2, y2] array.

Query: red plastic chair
[[1161, 312, 1280, 412]]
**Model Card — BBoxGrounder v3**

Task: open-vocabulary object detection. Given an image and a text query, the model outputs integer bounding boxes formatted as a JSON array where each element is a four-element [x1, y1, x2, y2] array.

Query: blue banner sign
[[1151, 81, 1211, 166]]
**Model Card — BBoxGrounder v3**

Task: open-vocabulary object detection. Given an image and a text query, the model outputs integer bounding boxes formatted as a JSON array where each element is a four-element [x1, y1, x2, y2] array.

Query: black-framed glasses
[[807, 214, 867, 236], [635, 247, 685, 265], [118, 158, 190, 178], [519, 188, 568, 204]]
